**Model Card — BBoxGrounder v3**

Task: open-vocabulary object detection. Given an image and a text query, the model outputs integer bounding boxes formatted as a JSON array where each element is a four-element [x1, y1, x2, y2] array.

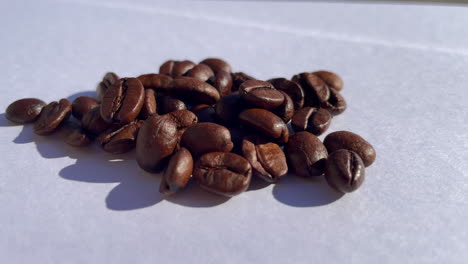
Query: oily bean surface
[[169, 77, 220, 105], [292, 72, 329, 107], [81, 106, 110, 135], [323, 131, 376, 167], [96, 72, 119, 102], [238, 108, 289, 144], [34, 99, 72, 135], [320, 88, 346, 115], [273, 91, 294, 123], [208, 70, 232, 97], [291, 107, 331, 136], [231, 72, 255, 91], [286, 131, 328, 177], [324, 149, 365, 193], [181, 122, 233, 156], [101, 78, 144, 124], [313, 70, 344, 91], [200, 58, 232, 73], [186, 64, 215, 81], [268, 78, 305, 111], [139, 89, 157, 119], [72, 96, 99, 120], [159, 147, 193, 195], [157, 95, 186, 114], [6, 98, 46, 123], [137, 73, 173, 91], [240, 80, 284, 110], [98, 120, 143, 154]]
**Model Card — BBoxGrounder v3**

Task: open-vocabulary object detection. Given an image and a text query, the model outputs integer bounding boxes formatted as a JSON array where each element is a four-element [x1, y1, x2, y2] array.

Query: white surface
[[1, 0, 467, 263]]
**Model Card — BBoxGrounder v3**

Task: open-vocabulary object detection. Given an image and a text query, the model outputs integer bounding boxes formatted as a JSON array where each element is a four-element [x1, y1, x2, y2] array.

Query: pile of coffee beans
[[5, 58, 376, 197]]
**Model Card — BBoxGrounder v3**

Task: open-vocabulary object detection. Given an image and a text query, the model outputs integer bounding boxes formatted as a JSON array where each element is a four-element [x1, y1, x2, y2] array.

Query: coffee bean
[[159, 60, 176, 76], [71, 96, 99, 120], [242, 136, 288, 183], [98, 120, 143, 154], [286, 131, 328, 177], [159, 147, 193, 195], [291, 107, 332, 136], [200, 58, 232, 73], [231, 72, 255, 91], [34, 99, 72, 135], [136, 110, 197, 172], [323, 131, 376, 167], [268, 78, 304, 111], [191, 105, 216, 123], [101, 78, 144, 124], [193, 152, 252, 197], [313, 70, 343, 91], [160, 60, 196, 77], [214, 92, 243, 124], [6, 98, 46, 123], [238, 108, 289, 144], [62, 120, 92, 147], [239, 80, 285, 110], [169, 77, 220, 105], [181, 122, 233, 156], [208, 70, 232, 97], [324, 149, 365, 193], [320, 88, 346, 115], [157, 95, 186, 114], [186, 64, 215, 81], [96, 72, 119, 102], [272, 91, 294, 123], [137, 73, 173, 91], [292, 72, 329, 107], [81, 106, 110, 135], [139, 89, 157, 119]]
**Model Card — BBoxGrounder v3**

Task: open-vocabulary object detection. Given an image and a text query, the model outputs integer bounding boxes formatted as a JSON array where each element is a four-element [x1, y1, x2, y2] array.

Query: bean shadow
[[165, 180, 230, 207], [0, 113, 19, 127], [272, 175, 344, 207]]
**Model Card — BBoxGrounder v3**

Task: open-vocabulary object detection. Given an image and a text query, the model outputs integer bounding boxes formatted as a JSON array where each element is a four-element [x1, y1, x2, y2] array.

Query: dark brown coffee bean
[[6, 98, 46, 123], [101, 78, 144, 124], [186, 64, 215, 81], [169, 77, 220, 105], [172, 60, 196, 77], [157, 95, 186, 114], [200, 58, 232, 73], [181, 122, 233, 156], [214, 92, 243, 124], [323, 131, 376, 167], [286, 131, 328, 177], [34, 99, 72, 135], [139, 89, 157, 119], [320, 88, 347, 115], [291, 107, 332, 136], [159, 147, 194, 195], [273, 91, 294, 123], [325, 149, 365, 193], [159, 60, 176, 76], [268, 78, 305, 111], [190, 104, 210, 112], [313, 70, 343, 91], [96, 72, 119, 102], [136, 110, 197, 172], [231, 72, 255, 91], [208, 70, 232, 97], [240, 80, 285, 110], [292, 72, 329, 107], [81, 106, 110, 135], [71, 96, 99, 120], [137, 73, 173, 91], [191, 105, 216, 123], [61, 121, 92, 147], [242, 136, 288, 183], [238, 109, 289, 144], [98, 120, 143, 154], [193, 152, 252, 197]]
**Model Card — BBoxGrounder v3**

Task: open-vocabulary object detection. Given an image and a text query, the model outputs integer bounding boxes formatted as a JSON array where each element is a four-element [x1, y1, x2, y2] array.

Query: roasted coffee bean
[[159, 147, 194, 195], [214, 92, 243, 124], [6, 98, 46, 123], [193, 152, 252, 197], [71, 96, 99, 120], [101, 78, 144, 124], [157, 95, 186, 114], [137, 73, 173, 91], [238, 109, 289, 144], [239, 80, 285, 110], [136, 110, 197, 172], [292, 72, 329, 107], [34, 99, 72, 135], [324, 149, 365, 193], [286, 131, 328, 177], [181, 122, 233, 156], [242, 136, 288, 183], [139, 89, 157, 119], [96, 72, 119, 102], [231, 72, 255, 91], [208, 70, 232, 97], [323, 131, 376, 167], [186, 64, 215, 81], [98, 120, 143, 154], [313, 70, 343, 91], [159, 60, 196, 77], [291, 107, 332, 136], [159, 60, 176, 76], [62, 120, 92, 147], [200, 58, 232, 73], [169, 77, 220, 104], [81, 106, 110, 135], [268, 78, 305, 110], [320, 88, 346, 115], [191, 105, 216, 123], [273, 91, 294, 123]]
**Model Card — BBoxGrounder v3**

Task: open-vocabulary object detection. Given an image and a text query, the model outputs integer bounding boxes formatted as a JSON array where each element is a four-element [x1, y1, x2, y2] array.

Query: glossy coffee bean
[[324, 149, 365, 193], [292, 72, 329, 107], [231, 72, 255, 91], [62, 121, 92, 147], [291, 107, 332, 136], [136, 110, 197, 172], [34, 99, 72, 135], [268, 78, 305, 111], [200, 58, 232, 73], [6, 98, 46, 123], [186, 64, 215, 81], [160, 60, 196, 77], [159, 60, 176, 75], [71, 96, 99, 120], [101, 78, 144, 124], [81, 106, 110, 135], [137, 73, 173, 91], [157, 95, 186, 114], [97, 120, 143, 154], [96, 72, 119, 102], [242, 136, 288, 183], [313, 70, 343, 91], [139, 89, 157, 119], [320, 88, 346, 115], [214, 92, 243, 124], [159, 147, 194, 195], [238, 109, 289, 144], [191, 105, 216, 123], [208, 70, 232, 97], [286, 131, 328, 177], [193, 152, 252, 197], [181, 122, 233, 156], [169, 77, 220, 105], [272, 91, 294, 123], [240, 80, 284, 110], [323, 131, 376, 167]]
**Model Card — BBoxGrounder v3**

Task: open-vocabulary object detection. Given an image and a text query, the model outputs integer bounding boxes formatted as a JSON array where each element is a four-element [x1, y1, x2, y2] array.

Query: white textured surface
[[1, 0, 467, 263]]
